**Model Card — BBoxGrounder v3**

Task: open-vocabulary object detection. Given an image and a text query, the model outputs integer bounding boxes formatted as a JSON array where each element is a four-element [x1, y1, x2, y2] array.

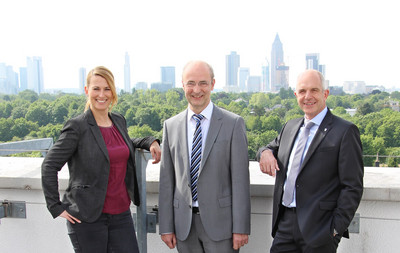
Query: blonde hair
[[84, 66, 118, 111]]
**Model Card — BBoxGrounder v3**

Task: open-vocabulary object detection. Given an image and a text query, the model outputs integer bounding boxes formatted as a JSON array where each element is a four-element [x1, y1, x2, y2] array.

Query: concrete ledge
[[1, 157, 399, 201]]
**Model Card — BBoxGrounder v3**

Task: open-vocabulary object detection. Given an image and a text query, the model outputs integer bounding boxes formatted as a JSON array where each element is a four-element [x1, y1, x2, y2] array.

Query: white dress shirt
[[284, 107, 328, 207], [187, 102, 214, 207]]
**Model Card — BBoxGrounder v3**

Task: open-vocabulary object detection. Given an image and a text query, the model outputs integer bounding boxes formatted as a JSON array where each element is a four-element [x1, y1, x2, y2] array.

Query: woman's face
[[85, 75, 113, 113]]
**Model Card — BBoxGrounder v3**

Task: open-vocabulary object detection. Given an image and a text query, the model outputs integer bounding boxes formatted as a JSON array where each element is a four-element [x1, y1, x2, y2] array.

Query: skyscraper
[[26, 56, 44, 94], [0, 63, 18, 94], [306, 53, 326, 77], [124, 52, 131, 93], [247, 76, 262, 92], [161, 66, 175, 88], [226, 51, 240, 87], [79, 67, 86, 95], [270, 34, 289, 92], [262, 62, 270, 92], [19, 67, 27, 91], [306, 53, 320, 70], [238, 67, 250, 92]]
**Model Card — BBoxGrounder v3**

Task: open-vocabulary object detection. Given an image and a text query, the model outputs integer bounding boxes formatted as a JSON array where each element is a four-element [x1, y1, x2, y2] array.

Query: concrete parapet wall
[[0, 157, 399, 252]]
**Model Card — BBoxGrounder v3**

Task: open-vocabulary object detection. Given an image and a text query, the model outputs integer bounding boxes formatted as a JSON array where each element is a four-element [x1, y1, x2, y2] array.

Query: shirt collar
[[306, 107, 327, 126], [187, 102, 213, 121]]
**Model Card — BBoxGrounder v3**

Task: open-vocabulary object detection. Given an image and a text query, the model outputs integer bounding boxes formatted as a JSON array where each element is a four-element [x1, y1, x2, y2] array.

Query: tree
[[134, 107, 162, 131], [261, 114, 282, 132], [25, 101, 51, 126], [51, 103, 69, 124], [356, 101, 375, 116], [128, 124, 160, 140], [18, 90, 39, 103], [11, 118, 39, 138], [0, 118, 14, 141], [0, 102, 12, 118]]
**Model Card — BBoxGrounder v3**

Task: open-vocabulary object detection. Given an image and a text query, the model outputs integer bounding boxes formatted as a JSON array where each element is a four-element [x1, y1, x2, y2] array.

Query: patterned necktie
[[190, 114, 204, 201], [282, 121, 315, 206]]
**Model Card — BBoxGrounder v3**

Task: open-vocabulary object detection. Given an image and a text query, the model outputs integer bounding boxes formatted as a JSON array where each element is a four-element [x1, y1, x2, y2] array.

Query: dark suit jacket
[[159, 105, 251, 241], [257, 109, 364, 247], [42, 109, 157, 222]]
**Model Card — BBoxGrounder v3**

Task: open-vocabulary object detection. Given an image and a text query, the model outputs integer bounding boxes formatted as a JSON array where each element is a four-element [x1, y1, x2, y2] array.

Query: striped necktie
[[190, 114, 204, 201]]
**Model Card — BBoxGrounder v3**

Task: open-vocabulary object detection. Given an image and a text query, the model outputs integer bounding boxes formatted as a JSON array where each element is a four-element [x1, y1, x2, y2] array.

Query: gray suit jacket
[[159, 105, 251, 241]]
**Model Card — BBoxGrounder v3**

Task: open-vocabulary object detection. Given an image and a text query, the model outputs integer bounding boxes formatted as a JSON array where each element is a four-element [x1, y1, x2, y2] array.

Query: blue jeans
[[67, 210, 139, 253]]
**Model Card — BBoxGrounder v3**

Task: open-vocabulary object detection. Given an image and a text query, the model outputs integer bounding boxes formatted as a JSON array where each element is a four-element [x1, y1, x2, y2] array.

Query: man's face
[[295, 70, 329, 120], [182, 62, 215, 114]]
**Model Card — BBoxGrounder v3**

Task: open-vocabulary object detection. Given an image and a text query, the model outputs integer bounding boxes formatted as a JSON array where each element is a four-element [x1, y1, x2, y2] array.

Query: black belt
[[283, 205, 296, 212], [192, 207, 200, 214]]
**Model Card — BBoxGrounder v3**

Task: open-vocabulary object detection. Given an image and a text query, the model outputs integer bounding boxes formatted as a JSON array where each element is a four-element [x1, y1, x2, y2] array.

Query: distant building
[[151, 82, 172, 92], [247, 76, 262, 92], [271, 34, 289, 92], [124, 52, 131, 93], [26, 56, 44, 94], [274, 65, 289, 90], [306, 53, 326, 77], [387, 100, 400, 112], [19, 67, 27, 91], [0, 63, 19, 95], [226, 51, 240, 87], [135, 82, 148, 90], [161, 66, 175, 88], [343, 81, 366, 94], [345, 108, 357, 116], [329, 86, 345, 96], [262, 63, 270, 92], [238, 67, 250, 92], [78, 67, 86, 95]]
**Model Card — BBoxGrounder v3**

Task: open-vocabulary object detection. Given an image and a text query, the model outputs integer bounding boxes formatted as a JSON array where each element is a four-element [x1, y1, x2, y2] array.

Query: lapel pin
[[324, 128, 327, 132]]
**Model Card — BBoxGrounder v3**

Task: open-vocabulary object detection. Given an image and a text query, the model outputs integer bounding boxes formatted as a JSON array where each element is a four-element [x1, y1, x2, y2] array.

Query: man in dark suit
[[159, 60, 251, 252], [257, 69, 363, 252]]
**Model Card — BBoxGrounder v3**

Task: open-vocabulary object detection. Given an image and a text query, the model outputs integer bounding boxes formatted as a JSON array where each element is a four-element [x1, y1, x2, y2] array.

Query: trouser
[[177, 209, 238, 253], [270, 206, 341, 253], [66, 210, 139, 253]]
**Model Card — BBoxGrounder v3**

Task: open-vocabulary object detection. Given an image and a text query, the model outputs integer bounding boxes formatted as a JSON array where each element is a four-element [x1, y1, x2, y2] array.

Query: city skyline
[[1, 0, 399, 92]]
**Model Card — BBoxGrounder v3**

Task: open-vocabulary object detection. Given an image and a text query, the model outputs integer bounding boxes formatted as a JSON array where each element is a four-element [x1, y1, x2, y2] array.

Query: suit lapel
[[201, 106, 223, 173], [179, 110, 190, 167], [110, 113, 135, 157], [282, 119, 303, 173], [301, 110, 333, 170], [86, 109, 109, 162]]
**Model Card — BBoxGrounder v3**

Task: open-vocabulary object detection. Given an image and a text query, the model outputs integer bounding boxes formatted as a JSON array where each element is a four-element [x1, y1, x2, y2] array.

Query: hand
[[161, 233, 177, 249], [259, 149, 280, 176], [59, 210, 81, 224], [233, 233, 249, 250], [150, 141, 161, 164]]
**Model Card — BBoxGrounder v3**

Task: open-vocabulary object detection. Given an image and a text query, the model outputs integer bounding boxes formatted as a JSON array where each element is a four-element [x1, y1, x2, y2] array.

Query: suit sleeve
[[41, 119, 80, 218], [334, 124, 364, 236], [231, 116, 251, 234], [158, 121, 175, 234]]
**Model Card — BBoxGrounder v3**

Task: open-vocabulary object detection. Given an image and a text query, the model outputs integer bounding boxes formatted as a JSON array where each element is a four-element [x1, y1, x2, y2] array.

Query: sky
[[1, 0, 399, 91]]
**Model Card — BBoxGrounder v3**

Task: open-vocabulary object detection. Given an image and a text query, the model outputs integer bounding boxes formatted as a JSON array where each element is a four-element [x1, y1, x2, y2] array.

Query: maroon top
[[99, 124, 131, 214]]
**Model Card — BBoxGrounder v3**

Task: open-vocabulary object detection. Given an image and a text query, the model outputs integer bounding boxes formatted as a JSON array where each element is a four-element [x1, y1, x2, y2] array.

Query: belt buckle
[[192, 207, 200, 214]]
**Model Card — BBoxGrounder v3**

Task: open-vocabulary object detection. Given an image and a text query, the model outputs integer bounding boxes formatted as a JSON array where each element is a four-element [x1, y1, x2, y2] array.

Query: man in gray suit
[[159, 60, 251, 252]]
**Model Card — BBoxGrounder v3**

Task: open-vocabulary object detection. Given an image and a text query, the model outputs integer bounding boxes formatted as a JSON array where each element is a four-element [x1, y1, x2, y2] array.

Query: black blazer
[[257, 109, 364, 247], [42, 109, 157, 222]]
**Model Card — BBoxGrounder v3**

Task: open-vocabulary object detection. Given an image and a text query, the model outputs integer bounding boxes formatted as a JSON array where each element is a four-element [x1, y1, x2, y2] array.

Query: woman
[[42, 66, 161, 252]]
